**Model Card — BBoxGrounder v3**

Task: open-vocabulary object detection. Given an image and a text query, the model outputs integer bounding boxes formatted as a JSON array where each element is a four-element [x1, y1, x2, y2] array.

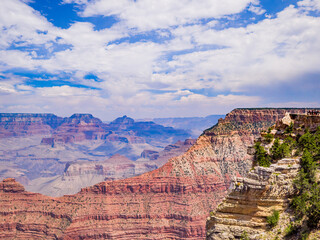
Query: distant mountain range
[[138, 114, 225, 137]]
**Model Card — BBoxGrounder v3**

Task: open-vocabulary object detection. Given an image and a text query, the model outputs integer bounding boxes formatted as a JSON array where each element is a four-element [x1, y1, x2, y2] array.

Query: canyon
[[0, 113, 197, 196], [0, 108, 317, 239]]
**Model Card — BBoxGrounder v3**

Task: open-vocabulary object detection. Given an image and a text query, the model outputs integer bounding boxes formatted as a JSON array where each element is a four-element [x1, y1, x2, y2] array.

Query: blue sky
[[0, 0, 319, 120]]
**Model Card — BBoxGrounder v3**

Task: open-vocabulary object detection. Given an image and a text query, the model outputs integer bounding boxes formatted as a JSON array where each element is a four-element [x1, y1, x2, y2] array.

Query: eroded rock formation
[[0, 108, 318, 239], [0, 113, 193, 196], [0, 113, 63, 138], [206, 158, 300, 239], [206, 110, 320, 240]]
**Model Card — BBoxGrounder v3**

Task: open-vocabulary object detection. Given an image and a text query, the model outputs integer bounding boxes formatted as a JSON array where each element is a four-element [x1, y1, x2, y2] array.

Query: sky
[[0, 0, 319, 121]]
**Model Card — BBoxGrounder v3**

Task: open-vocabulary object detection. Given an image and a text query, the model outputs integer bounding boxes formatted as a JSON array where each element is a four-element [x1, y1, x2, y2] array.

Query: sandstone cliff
[[206, 110, 320, 240], [206, 158, 300, 239], [0, 108, 317, 239]]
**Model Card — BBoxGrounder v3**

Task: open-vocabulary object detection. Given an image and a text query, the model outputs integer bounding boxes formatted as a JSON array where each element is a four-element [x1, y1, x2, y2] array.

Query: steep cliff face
[[0, 113, 63, 138], [51, 114, 107, 143], [28, 154, 158, 197], [0, 132, 253, 239], [206, 108, 313, 135], [0, 114, 193, 196], [206, 111, 320, 240], [0, 108, 315, 239], [0, 179, 72, 240], [206, 158, 300, 239]]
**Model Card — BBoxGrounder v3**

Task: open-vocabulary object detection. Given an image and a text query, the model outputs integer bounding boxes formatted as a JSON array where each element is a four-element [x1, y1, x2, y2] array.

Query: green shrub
[[298, 130, 317, 154], [266, 210, 280, 228], [240, 230, 249, 240], [285, 122, 294, 134], [284, 223, 298, 236], [264, 133, 274, 144], [301, 231, 310, 240], [291, 128, 320, 230], [284, 136, 296, 156], [270, 138, 291, 160], [270, 138, 281, 160], [254, 142, 271, 167]]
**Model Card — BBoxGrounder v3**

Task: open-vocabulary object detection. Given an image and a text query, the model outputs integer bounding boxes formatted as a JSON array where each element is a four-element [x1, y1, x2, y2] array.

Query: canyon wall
[[0, 108, 317, 239], [0, 113, 63, 138], [206, 110, 320, 240], [0, 113, 193, 196], [206, 158, 300, 239]]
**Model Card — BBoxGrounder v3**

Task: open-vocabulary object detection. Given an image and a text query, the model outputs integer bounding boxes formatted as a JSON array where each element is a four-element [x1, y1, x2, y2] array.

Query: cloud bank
[[0, 0, 319, 120]]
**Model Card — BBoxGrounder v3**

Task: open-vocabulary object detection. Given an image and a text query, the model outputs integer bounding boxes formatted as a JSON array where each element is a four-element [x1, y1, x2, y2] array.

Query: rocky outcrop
[[50, 114, 108, 144], [0, 108, 317, 239], [206, 158, 300, 239], [206, 108, 315, 135], [0, 178, 25, 193], [206, 110, 320, 240]]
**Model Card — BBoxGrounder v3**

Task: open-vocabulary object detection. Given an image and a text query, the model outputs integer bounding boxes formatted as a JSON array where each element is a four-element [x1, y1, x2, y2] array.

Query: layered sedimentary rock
[[0, 132, 253, 239], [0, 114, 190, 146], [23, 139, 197, 197], [50, 114, 108, 144], [141, 139, 197, 165], [0, 108, 317, 239], [0, 114, 192, 196], [0, 113, 63, 138], [206, 108, 314, 135], [206, 110, 320, 240], [28, 154, 158, 197], [106, 115, 191, 147], [206, 158, 300, 239]]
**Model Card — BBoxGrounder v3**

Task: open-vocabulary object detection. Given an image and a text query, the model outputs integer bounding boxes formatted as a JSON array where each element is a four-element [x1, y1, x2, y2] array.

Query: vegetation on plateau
[[291, 127, 320, 230], [255, 125, 320, 237]]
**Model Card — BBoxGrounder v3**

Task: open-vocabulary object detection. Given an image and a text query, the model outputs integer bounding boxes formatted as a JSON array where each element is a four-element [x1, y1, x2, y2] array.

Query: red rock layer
[[0, 113, 61, 138], [0, 108, 317, 239]]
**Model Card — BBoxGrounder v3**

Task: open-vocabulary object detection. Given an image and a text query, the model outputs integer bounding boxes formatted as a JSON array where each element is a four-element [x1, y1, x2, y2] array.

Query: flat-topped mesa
[[0, 113, 64, 137]]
